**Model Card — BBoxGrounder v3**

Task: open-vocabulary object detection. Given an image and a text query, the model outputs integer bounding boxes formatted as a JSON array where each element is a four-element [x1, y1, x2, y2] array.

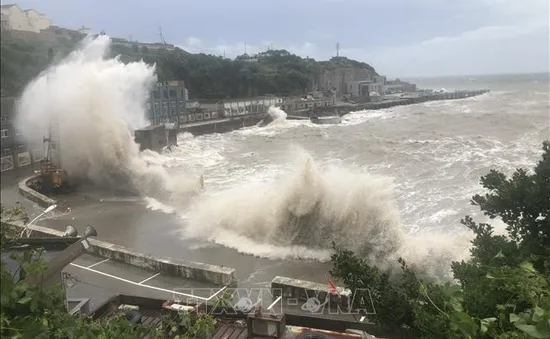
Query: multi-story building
[[145, 81, 188, 125], [0, 97, 40, 172], [318, 66, 376, 96], [1, 4, 52, 33]]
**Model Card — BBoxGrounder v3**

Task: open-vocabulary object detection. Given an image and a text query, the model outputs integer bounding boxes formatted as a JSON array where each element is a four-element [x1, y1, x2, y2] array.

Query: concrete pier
[[334, 89, 490, 115], [177, 89, 490, 132]]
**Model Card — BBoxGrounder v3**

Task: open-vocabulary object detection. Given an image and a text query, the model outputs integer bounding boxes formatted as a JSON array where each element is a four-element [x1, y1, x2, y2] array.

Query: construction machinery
[[30, 116, 73, 195], [29, 46, 73, 195]]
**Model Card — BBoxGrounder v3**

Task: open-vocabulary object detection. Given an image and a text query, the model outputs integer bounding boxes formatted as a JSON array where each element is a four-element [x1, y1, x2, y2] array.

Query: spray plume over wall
[[184, 146, 472, 280], [15, 36, 202, 202], [266, 106, 287, 124]]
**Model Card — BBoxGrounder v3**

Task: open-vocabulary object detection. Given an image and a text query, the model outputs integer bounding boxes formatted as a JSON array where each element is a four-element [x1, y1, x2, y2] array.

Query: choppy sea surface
[[12, 68, 549, 284]]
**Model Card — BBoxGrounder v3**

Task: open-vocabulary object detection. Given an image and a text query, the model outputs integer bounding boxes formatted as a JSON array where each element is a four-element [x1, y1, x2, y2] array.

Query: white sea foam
[[15, 36, 202, 205], [182, 146, 472, 279], [17, 36, 545, 283]]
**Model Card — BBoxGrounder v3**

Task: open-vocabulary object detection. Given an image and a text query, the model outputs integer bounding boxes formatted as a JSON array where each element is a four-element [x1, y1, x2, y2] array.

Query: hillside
[[0, 31, 85, 97], [1, 34, 378, 99]]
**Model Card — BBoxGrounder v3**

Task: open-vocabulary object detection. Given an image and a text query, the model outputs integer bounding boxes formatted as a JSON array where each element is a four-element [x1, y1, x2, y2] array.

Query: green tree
[[2, 31, 378, 100], [331, 141, 550, 339]]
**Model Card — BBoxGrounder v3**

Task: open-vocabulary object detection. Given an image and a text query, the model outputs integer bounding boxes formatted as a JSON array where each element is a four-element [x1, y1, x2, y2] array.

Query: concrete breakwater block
[[271, 276, 353, 311]]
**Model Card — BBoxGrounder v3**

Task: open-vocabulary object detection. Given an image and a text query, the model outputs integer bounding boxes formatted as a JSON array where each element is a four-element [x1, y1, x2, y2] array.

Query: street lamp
[[20, 204, 57, 238]]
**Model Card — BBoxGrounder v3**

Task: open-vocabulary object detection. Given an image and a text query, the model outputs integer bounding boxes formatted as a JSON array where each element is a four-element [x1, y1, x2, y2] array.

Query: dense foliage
[[105, 45, 378, 99], [0, 205, 219, 338], [0, 33, 83, 97], [0, 33, 377, 99], [331, 141, 550, 339]]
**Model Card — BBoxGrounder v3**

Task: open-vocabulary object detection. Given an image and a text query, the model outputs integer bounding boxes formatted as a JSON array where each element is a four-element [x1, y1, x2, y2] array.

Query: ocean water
[[160, 72, 549, 279], [14, 37, 549, 283]]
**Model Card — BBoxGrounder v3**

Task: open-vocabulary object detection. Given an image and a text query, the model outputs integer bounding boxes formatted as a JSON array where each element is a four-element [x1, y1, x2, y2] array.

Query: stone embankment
[[333, 89, 490, 116], [175, 89, 490, 132]]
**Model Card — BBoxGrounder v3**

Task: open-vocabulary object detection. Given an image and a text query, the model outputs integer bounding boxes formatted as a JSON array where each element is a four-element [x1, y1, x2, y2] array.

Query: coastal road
[[1, 169, 332, 290]]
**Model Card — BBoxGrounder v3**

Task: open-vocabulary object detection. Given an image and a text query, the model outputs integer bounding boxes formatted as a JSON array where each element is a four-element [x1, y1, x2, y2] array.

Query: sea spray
[[266, 105, 287, 124], [256, 105, 288, 127], [183, 146, 474, 280], [185, 147, 403, 267], [15, 35, 202, 203]]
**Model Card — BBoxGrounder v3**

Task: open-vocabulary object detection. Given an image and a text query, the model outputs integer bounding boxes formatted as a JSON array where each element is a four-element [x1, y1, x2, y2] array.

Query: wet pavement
[[64, 253, 221, 311], [1, 170, 331, 291]]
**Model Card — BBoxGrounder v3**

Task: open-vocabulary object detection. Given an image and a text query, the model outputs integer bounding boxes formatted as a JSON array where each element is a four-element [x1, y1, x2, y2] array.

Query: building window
[[14, 129, 22, 136], [0, 129, 8, 138], [16, 145, 27, 153], [152, 91, 160, 99], [163, 90, 169, 99], [1, 148, 12, 156], [169, 90, 177, 98], [171, 100, 176, 108]]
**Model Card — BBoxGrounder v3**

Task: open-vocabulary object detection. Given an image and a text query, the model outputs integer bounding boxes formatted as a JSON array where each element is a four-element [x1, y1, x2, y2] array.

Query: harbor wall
[[14, 175, 237, 286], [5, 218, 237, 286], [18, 174, 57, 208], [271, 276, 352, 310], [334, 89, 490, 116], [178, 89, 490, 129], [179, 114, 264, 136]]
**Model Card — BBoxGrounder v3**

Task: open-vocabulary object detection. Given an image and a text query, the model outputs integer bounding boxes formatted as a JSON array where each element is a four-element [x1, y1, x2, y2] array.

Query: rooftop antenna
[[336, 42, 340, 57], [244, 42, 247, 54], [159, 26, 166, 45]]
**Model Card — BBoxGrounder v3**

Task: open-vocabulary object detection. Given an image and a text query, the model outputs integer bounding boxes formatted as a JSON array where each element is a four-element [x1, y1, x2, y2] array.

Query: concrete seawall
[[271, 276, 353, 310], [18, 174, 58, 208], [177, 89, 490, 132], [14, 176, 237, 286], [338, 89, 491, 114], [179, 114, 263, 136], [5, 219, 237, 286]]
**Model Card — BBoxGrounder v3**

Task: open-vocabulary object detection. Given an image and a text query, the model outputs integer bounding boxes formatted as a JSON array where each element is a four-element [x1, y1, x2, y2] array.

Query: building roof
[[24, 9, 46, 16], [92, 295, 393, 339]]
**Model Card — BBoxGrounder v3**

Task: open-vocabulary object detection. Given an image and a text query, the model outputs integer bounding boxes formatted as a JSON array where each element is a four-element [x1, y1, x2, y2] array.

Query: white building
[[1, 4, 52, 33]]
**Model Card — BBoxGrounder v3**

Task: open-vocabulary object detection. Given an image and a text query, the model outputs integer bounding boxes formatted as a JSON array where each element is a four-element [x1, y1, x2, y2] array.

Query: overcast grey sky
[[13, 0, 550, 77]]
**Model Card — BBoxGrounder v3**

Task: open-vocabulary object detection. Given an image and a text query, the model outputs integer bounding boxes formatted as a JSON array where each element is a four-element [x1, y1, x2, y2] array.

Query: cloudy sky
[[14, 0, 550, 77]]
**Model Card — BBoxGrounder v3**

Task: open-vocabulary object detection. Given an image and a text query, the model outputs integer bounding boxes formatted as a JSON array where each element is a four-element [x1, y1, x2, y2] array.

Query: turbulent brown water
[[14, 36, 550, 281]]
